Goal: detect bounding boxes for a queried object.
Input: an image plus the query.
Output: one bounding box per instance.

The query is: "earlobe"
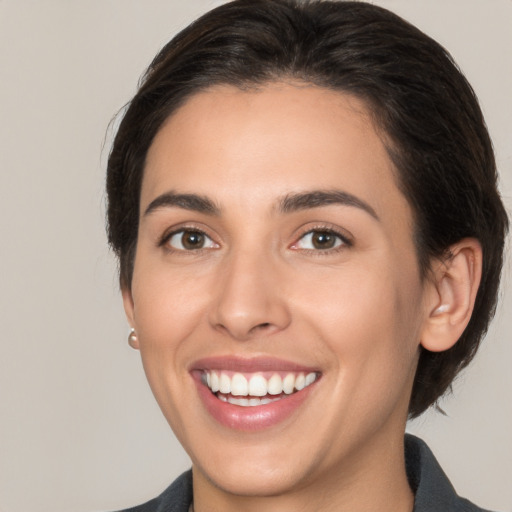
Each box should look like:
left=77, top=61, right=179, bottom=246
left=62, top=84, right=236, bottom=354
left=420, top=238, right=482, bottom=353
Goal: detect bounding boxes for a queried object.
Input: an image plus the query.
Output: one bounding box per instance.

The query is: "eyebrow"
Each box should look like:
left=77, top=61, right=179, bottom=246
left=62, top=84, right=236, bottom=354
left=144, top=192, right=221, bottom=216
left=278, top=190, right=379, bottom=220
left=143, top=189, right=378, bottom=220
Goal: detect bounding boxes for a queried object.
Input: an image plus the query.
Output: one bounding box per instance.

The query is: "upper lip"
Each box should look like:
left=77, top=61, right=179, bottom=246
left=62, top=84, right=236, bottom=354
left=190, top=355, right=319, bottom=373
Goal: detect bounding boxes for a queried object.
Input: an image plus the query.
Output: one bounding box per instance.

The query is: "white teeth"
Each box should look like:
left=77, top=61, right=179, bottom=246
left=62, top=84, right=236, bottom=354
left=267, top=374, right=283, bottom=395
left=219, top=373, right=231, bottom=394
left=229, top=397, right=248, bottom=406
left=231, top=373, right=248, bottom=396
left=248, top=374, right=268, bottom=396
left=210, top=371, right=220, bottom=392
left=295, top=373, right=305, bottom=391
left=203, top=370, right=318, bottom=400
left=283, top=373, right=295, bottom=394
left=226, top=396, right=282, bottom=407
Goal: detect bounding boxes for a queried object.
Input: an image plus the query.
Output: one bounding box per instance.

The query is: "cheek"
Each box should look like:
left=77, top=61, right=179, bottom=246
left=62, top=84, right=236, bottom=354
left=294, top=262, right=420, bottom=333
left=129, top=263, right=212, bottom=434
left=291, top=262, right=423, bottom=382
left=131, top=262, right=212, bottom=344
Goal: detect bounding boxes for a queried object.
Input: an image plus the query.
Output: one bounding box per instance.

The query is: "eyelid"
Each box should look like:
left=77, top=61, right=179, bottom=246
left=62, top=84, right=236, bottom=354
left=158, top=224, right=220, bottom=251
left=157, top=222, right=352, bottom=254
left=289, top=224, right=353, bottom=252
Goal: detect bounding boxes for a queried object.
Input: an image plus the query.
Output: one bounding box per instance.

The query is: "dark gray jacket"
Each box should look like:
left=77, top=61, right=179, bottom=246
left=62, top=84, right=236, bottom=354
left=117, top=435, right=495, bottom=512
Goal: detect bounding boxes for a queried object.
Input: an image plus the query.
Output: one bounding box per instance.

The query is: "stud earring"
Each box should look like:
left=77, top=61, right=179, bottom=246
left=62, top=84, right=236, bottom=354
left=128, top=328, right=138, bottom=349
left=434, top=304, right=450, bottom=315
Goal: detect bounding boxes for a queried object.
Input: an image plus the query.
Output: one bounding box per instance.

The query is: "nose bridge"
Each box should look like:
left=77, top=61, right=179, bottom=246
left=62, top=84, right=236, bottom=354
left=209, top=245, right=290, bottom=340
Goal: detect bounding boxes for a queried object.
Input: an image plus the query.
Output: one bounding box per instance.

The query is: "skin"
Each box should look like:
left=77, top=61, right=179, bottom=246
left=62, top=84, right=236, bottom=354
left=123, top=83, right=471, bottom=512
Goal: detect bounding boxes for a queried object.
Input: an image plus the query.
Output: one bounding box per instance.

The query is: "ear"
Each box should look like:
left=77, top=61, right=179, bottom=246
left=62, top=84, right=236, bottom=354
left=122, top=286, right=140, bottom=350
left=420, top=238, right=482, bottom=353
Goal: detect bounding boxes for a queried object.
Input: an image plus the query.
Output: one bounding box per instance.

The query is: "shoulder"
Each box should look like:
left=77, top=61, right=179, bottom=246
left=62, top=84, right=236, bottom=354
left=405, top=435, right=497, bottom=512
left=112, top=470, right=193, bottom=512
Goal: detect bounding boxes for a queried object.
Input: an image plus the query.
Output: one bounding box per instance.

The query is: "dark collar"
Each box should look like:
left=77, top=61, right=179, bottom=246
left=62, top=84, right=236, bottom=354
left=405, top=434, right=492, bottom=511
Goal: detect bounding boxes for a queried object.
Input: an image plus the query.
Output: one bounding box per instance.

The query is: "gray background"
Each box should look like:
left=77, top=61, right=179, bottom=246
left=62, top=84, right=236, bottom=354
left=1, top=1, right=510, bottom=511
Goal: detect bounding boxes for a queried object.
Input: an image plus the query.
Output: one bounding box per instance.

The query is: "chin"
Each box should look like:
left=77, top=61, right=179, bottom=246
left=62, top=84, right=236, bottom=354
left=193, top=457, right=311, bottom=498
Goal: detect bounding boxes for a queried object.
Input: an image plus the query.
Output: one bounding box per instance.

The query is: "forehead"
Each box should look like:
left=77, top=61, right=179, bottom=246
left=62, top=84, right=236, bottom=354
left=143, top=83, right=412, bottom=230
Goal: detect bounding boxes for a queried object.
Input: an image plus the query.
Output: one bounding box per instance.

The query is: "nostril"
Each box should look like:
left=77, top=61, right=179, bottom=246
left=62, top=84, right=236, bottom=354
left=251, top=322, right=272, bottom=333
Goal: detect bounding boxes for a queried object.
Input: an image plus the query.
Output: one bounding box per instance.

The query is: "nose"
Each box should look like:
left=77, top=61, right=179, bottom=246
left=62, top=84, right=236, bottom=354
left=208, top=250, right=291, bottom=341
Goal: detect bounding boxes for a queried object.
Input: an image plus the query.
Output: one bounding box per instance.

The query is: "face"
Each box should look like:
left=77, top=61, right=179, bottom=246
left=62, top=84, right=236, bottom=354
left=124, top=84, right=433, bottom=499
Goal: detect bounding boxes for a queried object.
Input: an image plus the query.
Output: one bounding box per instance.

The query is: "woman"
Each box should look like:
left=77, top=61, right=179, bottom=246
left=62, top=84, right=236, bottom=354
left=106, top=1, right=508, bottom=511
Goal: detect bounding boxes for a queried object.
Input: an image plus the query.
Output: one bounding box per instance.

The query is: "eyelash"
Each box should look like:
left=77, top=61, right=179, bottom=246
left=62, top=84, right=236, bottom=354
left=159, top=225, right=218, bottom=254
left=158, top=225, right=353, bottom=255
left=290, top=225, right=353, bottom=255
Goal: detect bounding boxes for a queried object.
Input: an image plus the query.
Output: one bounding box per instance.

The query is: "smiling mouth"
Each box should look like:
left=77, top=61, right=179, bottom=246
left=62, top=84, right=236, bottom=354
left=201, top=370, right=319, bottom=407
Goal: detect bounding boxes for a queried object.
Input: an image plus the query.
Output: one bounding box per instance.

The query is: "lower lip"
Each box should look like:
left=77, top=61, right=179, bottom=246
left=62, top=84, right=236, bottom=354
left=194, top=375, right=317, bottom=431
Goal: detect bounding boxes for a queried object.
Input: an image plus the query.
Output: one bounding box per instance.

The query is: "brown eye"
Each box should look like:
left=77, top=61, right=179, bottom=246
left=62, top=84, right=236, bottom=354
left=311, top=231, right=337, bottom=249
left=167, top=230, right=217, bottom=251
left=293, top=230, right=345, bottom=251
left=182, top=231, right=204, bottom=249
